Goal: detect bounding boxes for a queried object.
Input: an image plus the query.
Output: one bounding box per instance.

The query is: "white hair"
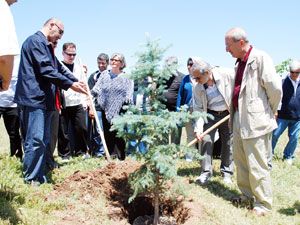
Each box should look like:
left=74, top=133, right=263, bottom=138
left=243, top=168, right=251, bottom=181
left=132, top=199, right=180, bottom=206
left=289, top=59, right=300, bottom=72
left=225, top=27, right=249, bottom=43
left=191, top=59, right=212, bottom=74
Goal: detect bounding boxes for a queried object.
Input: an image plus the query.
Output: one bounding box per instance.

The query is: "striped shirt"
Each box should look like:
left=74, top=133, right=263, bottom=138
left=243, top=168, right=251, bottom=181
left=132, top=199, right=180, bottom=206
left=206, top=84, right=227, bottom=111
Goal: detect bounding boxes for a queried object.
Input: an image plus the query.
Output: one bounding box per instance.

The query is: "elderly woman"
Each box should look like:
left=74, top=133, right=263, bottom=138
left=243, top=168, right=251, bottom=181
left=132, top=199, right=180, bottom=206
left=91, top=53, right=134, bottom=160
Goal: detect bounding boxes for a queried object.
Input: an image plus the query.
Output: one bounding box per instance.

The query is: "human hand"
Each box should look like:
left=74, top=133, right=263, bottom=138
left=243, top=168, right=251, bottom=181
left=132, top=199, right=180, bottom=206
left=274, top=111, right=278, bottom=120
left=88, top=108, right=95, bottom=119
left=70, top=81, right=88, bottom=95
left=0, top=78, right=10, bottom=91
left=196, top=132, right=204, bottom=141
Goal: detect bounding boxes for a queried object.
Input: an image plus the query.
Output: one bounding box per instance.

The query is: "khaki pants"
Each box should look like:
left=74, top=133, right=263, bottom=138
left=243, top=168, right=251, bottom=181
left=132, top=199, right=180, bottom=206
left=233, top=111, right=272, bottom=210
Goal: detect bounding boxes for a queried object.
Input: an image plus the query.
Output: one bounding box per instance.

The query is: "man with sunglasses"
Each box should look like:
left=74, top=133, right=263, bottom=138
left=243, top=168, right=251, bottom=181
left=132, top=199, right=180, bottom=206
left=191, top=59, right=235, bottom=185
left=57, top=42, right=89, bottom=160
left=14, top=18, right=87, bottom=185
left=272, top=60, right=300, bottom=165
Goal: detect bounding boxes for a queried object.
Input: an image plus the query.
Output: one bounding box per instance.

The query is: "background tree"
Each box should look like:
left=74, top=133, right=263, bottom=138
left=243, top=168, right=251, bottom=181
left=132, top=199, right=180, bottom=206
left=112, top=37, right=205, bottom=225
left=276, top=58, right=291, bottom=76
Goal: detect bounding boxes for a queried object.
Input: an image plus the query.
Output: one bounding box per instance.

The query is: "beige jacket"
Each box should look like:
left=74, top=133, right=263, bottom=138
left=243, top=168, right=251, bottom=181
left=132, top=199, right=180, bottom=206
left=230, top=48, right=282, bottom=139
left=193, top=67, right=235, bottom=133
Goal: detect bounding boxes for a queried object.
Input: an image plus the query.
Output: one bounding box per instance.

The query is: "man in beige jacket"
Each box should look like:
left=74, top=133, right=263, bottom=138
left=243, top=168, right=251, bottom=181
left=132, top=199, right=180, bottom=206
left=225, top=27, right=282, bottom=216
left=192, top=59, right=235, bottom=185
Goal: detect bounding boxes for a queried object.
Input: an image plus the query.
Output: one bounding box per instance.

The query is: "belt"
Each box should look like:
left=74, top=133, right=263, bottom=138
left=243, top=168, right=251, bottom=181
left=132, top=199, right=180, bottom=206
left=207, top=109, right=228, bottom=115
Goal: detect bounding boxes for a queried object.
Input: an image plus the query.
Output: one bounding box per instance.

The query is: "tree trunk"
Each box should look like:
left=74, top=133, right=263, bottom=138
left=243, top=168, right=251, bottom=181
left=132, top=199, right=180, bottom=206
left=153, top=192, right=159, bottom=225
left=153, top=174, right=160, bottom=225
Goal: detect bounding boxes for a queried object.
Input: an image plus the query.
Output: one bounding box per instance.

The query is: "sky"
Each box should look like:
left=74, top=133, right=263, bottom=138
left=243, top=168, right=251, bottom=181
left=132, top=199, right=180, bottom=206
left=10, top=0, right=300, bottom=75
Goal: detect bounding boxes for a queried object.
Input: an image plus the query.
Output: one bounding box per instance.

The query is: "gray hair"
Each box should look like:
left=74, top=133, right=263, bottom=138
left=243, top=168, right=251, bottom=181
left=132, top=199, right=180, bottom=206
left=43, top=17, right=62, bottom=27
left=110, top=53, right=126, bottom=70
left=225, top=27, right=249, bottom=43
left=191, top=59, right=212, bottom=74
left=165, top=56, right=178, bottom=66
left=289, top=59, right=300, bottom=71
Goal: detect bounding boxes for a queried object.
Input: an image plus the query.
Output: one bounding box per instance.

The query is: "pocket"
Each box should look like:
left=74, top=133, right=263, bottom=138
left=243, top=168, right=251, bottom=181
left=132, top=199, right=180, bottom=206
left=247, top=99, right=271, bottom=132
left=247, top=99, right=264, bottom=113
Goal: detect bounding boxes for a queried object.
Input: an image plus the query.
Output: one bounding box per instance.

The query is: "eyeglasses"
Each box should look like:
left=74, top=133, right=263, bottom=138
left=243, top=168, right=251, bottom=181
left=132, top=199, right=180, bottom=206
left=110, top=58, right=121, bottom=62
left=64, top=52, right=76, bottom=57
left=290, top=71, right=300, bottom=75
left=54, top=23, right=64, bottom=35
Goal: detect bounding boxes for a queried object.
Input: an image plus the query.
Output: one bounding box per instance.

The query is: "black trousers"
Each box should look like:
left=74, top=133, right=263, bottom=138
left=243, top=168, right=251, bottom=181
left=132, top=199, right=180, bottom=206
left=57, top=104, right=88, bottom=157
left=45, top=110, right=59, bottom=173
left=0, top=107, right=22, bottom=159
left=102, top=110, right=125, bottom=160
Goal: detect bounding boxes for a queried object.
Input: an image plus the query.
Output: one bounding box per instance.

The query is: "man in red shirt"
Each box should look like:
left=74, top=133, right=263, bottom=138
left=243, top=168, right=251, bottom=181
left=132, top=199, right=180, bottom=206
left=225, top=27, right=282, bottom=216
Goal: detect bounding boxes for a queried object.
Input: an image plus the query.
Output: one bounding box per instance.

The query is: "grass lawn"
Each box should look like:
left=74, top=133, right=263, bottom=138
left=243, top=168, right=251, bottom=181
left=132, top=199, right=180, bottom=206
left=0, top=119, right=299, bottom=225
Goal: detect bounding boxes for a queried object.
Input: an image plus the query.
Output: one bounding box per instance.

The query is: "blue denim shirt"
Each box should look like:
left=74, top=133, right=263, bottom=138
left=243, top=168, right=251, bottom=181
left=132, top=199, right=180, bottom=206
left=176, top=74, right=193, bottom=111
left=14, top=31, right=77, bottom=110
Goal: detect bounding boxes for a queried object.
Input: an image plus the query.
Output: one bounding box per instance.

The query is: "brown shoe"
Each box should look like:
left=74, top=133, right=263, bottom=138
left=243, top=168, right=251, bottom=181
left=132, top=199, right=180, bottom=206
left=231, top=195, right=254, bottom=209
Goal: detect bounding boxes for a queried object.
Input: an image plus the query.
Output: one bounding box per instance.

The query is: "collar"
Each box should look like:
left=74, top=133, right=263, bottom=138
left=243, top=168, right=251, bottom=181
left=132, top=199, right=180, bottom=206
left=235, top=45, right=253, bottom=65
left=288, top=74, right=300, bottom=83
left=242, top=45, right=253, bottom=62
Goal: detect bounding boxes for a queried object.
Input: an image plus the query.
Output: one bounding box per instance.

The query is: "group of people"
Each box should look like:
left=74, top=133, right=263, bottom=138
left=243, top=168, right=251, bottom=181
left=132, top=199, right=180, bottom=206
left=1, top=0, right=300, bottom=217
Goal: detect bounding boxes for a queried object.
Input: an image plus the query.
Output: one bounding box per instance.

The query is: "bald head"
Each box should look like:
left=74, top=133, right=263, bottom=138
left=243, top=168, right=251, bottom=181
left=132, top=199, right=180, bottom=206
left=41, top=18, right=64, bottom=44
left=225, top=27, right=249, bottom=43
left=225, top=27, right=251, bottom=59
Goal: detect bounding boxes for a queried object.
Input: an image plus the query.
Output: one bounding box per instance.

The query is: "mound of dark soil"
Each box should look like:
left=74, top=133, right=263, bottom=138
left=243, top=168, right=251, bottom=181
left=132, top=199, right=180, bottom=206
left=47, top=159, right=199, bottom=224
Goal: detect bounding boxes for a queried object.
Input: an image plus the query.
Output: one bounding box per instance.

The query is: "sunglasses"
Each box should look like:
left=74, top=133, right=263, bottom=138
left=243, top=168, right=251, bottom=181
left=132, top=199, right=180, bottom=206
left=110, top=58, right=121, bottom=62
left=54, top=23, right=64, bottom=35
left=64, top=52, right=76, bottom=57
left=290, top=71, right=300, bottom=75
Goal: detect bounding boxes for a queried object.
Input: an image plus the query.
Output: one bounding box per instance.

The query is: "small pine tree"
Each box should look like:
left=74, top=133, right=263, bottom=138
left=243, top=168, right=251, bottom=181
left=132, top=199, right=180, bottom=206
left=112, top=37, right=205, bottom=225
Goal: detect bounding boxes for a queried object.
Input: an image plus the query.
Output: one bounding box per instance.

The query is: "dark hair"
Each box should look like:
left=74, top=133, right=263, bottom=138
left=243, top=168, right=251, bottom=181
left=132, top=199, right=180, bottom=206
left=97, top=53, right=109, bottom=64
left=62, top=42, right=76, bottom=51
left=187, top=57, right=193, bottom=66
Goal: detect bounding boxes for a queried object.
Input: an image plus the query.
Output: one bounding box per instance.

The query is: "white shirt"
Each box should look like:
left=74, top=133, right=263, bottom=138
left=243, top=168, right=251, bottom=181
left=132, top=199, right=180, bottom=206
left=288, top=75, right=300, bottom=96
left=0, top=56, right=19, bottom=107
left=61, top=62, right=87, bottom=107
left=0, top=0, right=19, bottom=56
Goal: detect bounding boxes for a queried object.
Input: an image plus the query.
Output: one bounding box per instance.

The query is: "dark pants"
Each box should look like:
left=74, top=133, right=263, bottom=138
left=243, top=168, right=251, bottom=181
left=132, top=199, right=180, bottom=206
left=200, top=110, right=233, bottom=177
left=45, top=110, right=59, bottom=173
left=87, top=110, right=104, bottom=156
left=0, top=107, right=22, bottom=159
left=58, top=104, right=88, bottom=157
left=102, top=110, right=125, bottom=160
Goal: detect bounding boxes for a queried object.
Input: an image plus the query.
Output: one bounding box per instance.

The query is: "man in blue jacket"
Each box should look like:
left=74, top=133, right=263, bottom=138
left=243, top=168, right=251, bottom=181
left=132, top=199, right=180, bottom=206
left=14, top=18, right=87, bottom=185
left=272, top=59, right=300, bottom=165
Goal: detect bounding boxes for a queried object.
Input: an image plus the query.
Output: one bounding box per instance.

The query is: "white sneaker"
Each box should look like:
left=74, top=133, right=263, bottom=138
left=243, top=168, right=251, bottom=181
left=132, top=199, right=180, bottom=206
left=285, top=158, right=293, bottom=165
left=223, top=176, right=233, bottom=185
left=61, top=156, right=70, bottom=163
left=195, top=173, right=211, bottom=185
left=252, top=206, right=270, bottom=216
left=82, top=153, right=91, bottom=160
